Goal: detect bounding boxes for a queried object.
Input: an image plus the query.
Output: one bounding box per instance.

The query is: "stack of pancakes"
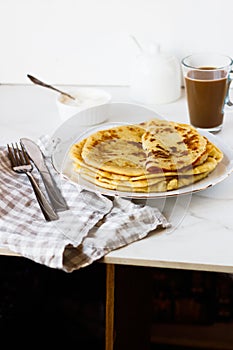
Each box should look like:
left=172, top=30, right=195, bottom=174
left=69, top=119, right=223, bottom=193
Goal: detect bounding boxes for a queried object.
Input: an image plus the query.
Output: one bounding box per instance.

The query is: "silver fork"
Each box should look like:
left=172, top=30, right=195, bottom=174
left=7, top=143, right=59, bottom=221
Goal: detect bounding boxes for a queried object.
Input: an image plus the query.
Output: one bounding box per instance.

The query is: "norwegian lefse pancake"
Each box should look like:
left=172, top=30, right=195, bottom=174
left=80, top=124, right=147, bottom=176
left=140, top=119, right=209, bottom=172
left=68, top=119, right=223, bottom=193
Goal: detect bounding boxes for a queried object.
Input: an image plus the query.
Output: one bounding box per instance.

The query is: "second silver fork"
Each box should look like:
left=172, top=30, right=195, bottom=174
left=7, top=143, right=58, bottom=221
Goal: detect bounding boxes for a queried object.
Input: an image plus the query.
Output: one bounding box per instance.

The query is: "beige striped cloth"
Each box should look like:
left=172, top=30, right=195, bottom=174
left=0, top=137, right=170, bottom=272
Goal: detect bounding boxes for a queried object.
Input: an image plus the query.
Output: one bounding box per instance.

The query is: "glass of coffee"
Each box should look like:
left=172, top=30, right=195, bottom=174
left=181, top=53, right=233, bottom=133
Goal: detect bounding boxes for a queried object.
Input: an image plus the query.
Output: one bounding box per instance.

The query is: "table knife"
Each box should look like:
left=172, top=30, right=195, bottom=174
left=20, top=137, right=68, bottom=212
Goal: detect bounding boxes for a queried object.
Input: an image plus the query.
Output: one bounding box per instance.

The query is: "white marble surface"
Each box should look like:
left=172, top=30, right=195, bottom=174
left=1, top=84, right=233, bottom=273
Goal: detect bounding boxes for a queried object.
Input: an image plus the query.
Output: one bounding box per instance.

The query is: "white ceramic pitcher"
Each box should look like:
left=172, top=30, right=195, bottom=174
left=130, top=42, right=181, bottom=105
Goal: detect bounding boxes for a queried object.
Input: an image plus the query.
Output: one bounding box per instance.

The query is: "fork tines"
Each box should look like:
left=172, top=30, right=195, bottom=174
left=7, top=143, right=31, bottom=170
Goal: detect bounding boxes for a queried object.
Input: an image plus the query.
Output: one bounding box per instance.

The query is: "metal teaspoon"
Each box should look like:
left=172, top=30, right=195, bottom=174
left=27, top=74, right=76, bottom=100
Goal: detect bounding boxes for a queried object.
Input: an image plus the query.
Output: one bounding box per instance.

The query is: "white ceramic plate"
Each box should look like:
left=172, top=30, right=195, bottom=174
left=51, top=102, right=233, bottom=199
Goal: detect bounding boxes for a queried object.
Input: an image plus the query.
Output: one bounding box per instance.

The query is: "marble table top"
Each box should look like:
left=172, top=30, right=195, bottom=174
left=1, top=84, right=233, bottom=273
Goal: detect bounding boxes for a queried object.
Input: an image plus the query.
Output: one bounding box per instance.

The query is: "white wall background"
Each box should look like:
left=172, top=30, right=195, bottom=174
left=0, top=0, right=232, bottom=85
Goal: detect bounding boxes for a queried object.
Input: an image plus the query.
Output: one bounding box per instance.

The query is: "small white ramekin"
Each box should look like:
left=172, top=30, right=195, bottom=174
left=56, top=87, right=111, bottom=125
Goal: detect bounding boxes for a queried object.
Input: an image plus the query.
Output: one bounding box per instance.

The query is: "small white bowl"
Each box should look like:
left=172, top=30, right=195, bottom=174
left=56, top=87, right=111, bottom=125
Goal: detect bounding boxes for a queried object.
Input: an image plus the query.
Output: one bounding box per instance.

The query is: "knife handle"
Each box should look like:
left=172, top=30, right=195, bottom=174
left=26, top=172, right=59, bottom=221
left=40, top=171, right=69, bottom=212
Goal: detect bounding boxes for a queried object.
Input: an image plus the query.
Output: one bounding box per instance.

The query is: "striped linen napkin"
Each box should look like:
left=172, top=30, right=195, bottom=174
left=0, top=136, right=170, bottom=272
